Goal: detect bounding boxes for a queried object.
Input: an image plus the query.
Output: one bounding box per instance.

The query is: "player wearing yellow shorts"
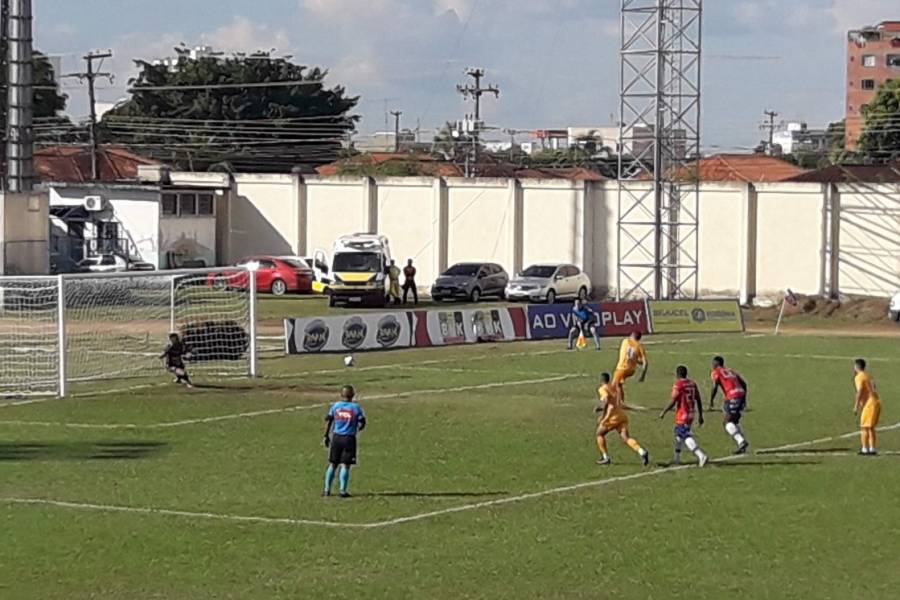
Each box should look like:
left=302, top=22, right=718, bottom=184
left=595, top=372, right=650, bottom=466
left=853, top=358, right=882, bottom=456
left=612, top=331, right=648, bottom=401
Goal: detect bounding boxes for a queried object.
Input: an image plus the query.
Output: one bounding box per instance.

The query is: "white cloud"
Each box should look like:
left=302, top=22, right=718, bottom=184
left=199, top=16, right=293, bottom=56
left=828, top=0, right=898, bottom=33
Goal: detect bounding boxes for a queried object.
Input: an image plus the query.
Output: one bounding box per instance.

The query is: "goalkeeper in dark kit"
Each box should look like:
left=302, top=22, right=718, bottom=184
left=160, top=332, right=193, bottom=388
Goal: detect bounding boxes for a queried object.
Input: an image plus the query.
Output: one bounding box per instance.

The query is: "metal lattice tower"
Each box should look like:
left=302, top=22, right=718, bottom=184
left=616, top=0, right=702, bottom=300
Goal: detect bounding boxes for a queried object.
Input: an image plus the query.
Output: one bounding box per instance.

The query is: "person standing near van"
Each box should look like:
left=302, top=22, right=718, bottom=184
left=402, top=259, right=418, bottom=305
left=387, top=259, right=402, bottom=305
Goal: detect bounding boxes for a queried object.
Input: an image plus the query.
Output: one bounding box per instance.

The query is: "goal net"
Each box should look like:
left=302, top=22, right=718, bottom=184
left=0, top=268, right=257, bottom=397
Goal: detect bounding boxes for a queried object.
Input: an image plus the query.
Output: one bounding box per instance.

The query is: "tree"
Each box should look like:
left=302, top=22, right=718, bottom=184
left=100, top=52, right=359, bottom=172
left=858, top=79, right=900, bottom=163
left=0, top=50, right=70, bottom=167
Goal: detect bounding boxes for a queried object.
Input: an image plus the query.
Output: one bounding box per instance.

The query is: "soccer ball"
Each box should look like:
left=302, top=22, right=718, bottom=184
left=343, top=355, right=355, bottom=367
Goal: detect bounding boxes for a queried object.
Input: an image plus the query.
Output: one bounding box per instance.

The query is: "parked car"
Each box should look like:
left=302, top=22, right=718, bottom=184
left=431, top=262, right=509, bottom=302
left=75, top=254, right=156, bottom=273
left=890, top=292, right=900, bottom=322
left=208, top=256, right=313, bottom=296
left=505, top=263, right=591, bottom=304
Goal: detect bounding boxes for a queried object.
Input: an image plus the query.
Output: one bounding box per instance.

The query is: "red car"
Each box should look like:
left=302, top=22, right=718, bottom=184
left=208, top=256, right=313, bottom=296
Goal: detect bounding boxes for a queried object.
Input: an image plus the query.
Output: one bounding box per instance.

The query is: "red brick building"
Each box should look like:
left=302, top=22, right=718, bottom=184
left=845, top=20, right=900, bottom=149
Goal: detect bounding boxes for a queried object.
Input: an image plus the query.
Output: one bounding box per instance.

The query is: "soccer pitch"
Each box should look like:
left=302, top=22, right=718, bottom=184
left=1, top=332, right=898, bottom=599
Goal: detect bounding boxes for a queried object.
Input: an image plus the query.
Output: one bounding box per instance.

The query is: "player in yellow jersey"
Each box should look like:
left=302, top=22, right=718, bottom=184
left=853, top=358, right=882, bottom=456
left=595, top=372, right=650, bottom=466
left=612, top=331, right=648, bottom=401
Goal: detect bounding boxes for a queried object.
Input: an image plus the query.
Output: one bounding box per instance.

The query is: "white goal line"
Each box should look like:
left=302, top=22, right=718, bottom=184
left=1, top=420, right=896, bottom=530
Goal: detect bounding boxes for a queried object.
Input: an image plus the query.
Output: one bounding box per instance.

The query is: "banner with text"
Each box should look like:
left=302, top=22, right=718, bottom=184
left=285, top=312, right=413, bottom=354
left=526, top=301, right=651, bottom=340
left=649, top=300, right=744, bottom=333
left=412, top=306, right=528, bottom=347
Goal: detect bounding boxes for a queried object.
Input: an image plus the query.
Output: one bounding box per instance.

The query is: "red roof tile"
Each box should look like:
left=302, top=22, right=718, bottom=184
left=681, top=154, right=807, bottom=183
left=30, top=145, right=161, bottom=183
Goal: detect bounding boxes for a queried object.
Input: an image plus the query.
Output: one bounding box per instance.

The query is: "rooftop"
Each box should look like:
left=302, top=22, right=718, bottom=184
left=785, top=162, right=900, bottom=184
left=29, top=145, right=162, bottom=184
left=661, top=153, right=807, bottom=183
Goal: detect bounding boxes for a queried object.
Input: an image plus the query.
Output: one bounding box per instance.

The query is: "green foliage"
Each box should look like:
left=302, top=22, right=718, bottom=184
left=101, top=53, right=359, bottom=171
left=335, top=159, right=419, bottom=177
left=858, top=79, right=900, bottom=163
left=0, top=50, right=68, bottom=117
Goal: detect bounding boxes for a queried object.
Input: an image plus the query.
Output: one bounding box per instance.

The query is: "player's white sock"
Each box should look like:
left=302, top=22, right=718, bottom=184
left=684, top=436, right=707, bottom=460
left=725, top=422, right=747, bottom=447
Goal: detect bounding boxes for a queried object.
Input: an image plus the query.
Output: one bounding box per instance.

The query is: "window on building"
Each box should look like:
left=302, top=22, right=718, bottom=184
left=162, top=193, right=177, bottom=216
left=888, top=54, right=900, bottom=68
left=862, top=54, right=876, bottom=67
left=179, top=193, right=197, bottom=216
left=861, top=103, right=869, bottom=115
left=861, top=79, right=876, bottom=90
left=198, top=193, right=215, bottom=216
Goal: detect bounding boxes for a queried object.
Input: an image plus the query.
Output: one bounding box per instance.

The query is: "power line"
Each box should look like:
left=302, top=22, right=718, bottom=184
left=127, top=79, right=328, bottom=92
left=62, top=50, right=113, bottom=180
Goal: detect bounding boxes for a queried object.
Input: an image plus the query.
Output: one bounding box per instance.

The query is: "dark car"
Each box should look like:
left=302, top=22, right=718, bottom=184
left=431, top=262, right=509, bottom=302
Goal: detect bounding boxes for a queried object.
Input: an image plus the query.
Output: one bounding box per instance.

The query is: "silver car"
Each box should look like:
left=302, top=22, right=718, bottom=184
left=505, top=263, right=592, bottom=303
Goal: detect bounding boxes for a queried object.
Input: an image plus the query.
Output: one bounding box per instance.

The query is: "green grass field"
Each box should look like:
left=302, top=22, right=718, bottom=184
left=1, top=332, right=899, bottom=599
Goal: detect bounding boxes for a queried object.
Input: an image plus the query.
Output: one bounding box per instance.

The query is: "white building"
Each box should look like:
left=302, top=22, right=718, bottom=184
left=772, top=122, right=829, bottom=155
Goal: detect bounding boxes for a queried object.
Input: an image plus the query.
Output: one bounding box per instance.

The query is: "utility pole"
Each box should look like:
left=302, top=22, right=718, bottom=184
left=390, top=110, right=402, bottom=152
left=760, top=109, right=779, bottom=153
left=63, top=50, right=113, bottom=180
left=456, top=67, right=499, bottom=171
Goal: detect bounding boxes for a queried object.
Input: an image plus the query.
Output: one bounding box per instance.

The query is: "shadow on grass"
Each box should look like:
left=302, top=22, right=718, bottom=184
left=0, top=441, right=168, bottom=461
left=355, top=491, right=509, bottom=498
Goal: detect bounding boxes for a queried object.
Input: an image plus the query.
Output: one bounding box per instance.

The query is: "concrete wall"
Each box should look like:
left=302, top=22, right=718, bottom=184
left=697, top=184, right=745, bottom=296
left=1, top=191, right=50, bottom=275
left=446, top=178, right=517, bottom=272
left=374, top=177, right=442, bottom=285
left=836, top=183, right=900, bottom=296
left=755, top=183, right=825, bottom=296
left=305, top=176, right=372, bottom=256
left=218, top=173, right=900, bottom=300
left=231, top=174, right=299, bottom=261
left=159, top=215, right=217, bottom=268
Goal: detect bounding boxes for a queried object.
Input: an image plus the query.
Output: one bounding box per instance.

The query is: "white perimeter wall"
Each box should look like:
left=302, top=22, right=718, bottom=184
left=219, top=174, right=900, bottom=299
left=755, top=183, right=825, bottom=296
left=305, top=176, right=371, bottom=255
left=836, top=183, right=900, bottom=296
left=375, top=177, right=441, bottom=285
left=231, top=174, right=298, bottom=260
left=446, top=178, right=516, bottom=270
left=159, top=216, right=217, bottom=268
left=697, top=184, right=745, bottom=295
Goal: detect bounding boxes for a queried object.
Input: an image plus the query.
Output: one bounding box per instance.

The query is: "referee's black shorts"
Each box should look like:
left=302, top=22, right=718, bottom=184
left=329, top=434, right=357, bottom=465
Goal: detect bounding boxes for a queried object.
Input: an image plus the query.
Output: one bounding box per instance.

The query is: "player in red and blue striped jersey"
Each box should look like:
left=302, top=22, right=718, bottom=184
left=659, top=365, right=708, bottom=467
left=709, top=356, right=750, bottom=454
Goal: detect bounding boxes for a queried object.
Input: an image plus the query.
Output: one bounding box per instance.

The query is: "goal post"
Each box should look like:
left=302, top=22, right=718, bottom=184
left=0, top=266, right=258, bottom=398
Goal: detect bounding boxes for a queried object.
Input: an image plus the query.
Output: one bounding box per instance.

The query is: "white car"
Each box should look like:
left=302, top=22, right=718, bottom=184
left=890, top=292, right=900, bottom=322
left=76, top=254, right=155, bottom=273
left=505, top=263, right=592, bottom=304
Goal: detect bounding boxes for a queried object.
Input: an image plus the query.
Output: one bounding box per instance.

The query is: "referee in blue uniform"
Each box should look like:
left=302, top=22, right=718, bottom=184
left=322, top=385, right=366, bottom=498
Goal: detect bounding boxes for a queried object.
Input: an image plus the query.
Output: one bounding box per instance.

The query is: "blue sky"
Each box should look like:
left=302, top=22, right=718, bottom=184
left=34, top=0, right=898, bottom=150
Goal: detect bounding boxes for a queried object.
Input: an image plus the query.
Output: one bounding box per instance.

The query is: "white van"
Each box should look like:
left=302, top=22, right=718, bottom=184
left=328, top=234, right=393, bottom=307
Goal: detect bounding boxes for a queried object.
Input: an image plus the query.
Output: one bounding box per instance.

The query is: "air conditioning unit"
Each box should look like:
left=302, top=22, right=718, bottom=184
left=84, top=195, right=109, bottom=212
